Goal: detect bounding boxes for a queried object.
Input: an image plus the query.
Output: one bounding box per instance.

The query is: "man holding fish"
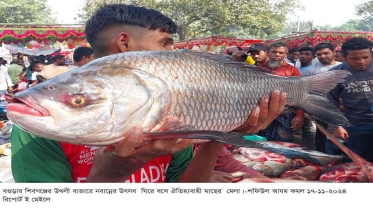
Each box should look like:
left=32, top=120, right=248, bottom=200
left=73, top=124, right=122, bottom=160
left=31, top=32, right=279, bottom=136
left=9, top=4, right=287, bottom=183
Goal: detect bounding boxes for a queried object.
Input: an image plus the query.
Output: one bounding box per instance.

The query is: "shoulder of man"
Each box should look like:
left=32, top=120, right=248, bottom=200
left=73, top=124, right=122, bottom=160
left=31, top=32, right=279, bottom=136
left=328, top=62, right=344, bottom=71
left=284, top=58, right=295, bottom=66
left=288, top=64, right=302, bottom=76
left=302, top=63, right=319, bottom=76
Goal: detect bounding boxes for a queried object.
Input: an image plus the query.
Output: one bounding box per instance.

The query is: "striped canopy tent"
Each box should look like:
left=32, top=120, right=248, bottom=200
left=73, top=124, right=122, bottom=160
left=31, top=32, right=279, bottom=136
left=0, top=24, right=86, bottom=45
left=0, top=24, right=87, bottom=55
left=173, top=35, right=263, bottom=51
left=265, top=30, right=373, bottom=50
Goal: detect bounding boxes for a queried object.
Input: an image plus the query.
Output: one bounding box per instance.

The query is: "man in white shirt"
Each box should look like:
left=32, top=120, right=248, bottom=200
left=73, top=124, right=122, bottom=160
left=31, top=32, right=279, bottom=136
left=302, top=42, right=342, bottom=152
left=0, top=57, right=8, bottom=71
left=0, top=60, right=13, bottom=100
left=303, top=43, right=341, bottom=76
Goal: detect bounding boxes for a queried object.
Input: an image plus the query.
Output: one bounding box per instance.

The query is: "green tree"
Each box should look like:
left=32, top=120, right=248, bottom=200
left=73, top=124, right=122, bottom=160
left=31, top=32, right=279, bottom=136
left=331, top=20, right=364, bottom=32
left=0, top=0, right=56, bottom=24
left=353, top=1, right=373, bottom=31
left=355, top=1, right=373, bottom=19
left=274, top=20, right=312, bottom=37
left=76, top=0, right=299, bottom=41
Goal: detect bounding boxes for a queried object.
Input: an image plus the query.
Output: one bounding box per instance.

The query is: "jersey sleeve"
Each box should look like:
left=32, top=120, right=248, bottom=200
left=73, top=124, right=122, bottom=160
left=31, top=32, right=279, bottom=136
left=11, top=125, right=73, bottom=182
left=165, top=145, right=193, bottom=183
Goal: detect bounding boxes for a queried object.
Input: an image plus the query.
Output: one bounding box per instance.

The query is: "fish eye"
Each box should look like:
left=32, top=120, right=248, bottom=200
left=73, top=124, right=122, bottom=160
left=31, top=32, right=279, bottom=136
left=70, top=94, right=87, bottom=107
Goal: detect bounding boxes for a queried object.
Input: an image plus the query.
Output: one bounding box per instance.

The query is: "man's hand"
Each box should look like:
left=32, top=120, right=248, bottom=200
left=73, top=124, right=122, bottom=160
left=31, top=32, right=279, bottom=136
left=86, top=117, right=192, bottom=183
left=234, top=90, right=286, bottom=133
left=334, top=126, right=349, bottom=141
left=291, top=116, right=304, bottom=130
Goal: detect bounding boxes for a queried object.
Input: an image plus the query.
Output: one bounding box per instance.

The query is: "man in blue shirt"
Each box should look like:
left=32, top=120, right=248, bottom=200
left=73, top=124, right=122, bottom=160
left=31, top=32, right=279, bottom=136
left=299, top=47, right=315, bottom=75
left=326, top=37, right=373, bottom=162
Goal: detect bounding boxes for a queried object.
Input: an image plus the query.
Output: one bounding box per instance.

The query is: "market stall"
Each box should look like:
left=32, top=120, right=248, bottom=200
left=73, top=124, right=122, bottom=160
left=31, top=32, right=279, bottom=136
left=0, top=24, right=87, bottom=55
left=265, top=30, right=373, bottom=49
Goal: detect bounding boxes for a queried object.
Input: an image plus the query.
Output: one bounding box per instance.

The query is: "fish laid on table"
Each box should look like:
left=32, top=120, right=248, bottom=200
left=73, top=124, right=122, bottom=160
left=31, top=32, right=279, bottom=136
left=237, top=178, right=324, bottom=183
left=252, top=158, right=293, bottom=178
left=291, top=158, right=311, bottom=168
left=280, top=165, right=324, bottom=181
left=233, top=147, right=292, bottom=177
left=319, top=162, right=368, bottom=183
left=6, top=51, right=349, bottom=163
left=270, top=142, right=301, bottom=148
left=315, top=123, right=373, bottom=182
left=238, top=147, right=287, bottom=163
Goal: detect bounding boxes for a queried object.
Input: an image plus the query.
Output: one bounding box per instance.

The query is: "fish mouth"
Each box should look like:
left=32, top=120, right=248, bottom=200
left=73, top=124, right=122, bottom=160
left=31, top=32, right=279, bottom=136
left=6, top=96, right=50, bottom=117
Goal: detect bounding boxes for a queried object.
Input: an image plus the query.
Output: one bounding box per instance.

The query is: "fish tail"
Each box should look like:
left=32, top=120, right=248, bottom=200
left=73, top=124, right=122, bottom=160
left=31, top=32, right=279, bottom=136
left=303, top=70, right=350, bottom=94
left=299, top=70, right=351, bottom=126
left=299, top=94, right=350, bottom=126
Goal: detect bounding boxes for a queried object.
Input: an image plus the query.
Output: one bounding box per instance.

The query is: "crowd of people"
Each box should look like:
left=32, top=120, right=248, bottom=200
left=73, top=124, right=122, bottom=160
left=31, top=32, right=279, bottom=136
left=0, top=47, right=94, bottom=97
left=1, top=3, right=372, bottom=183
left=226, top=36, right=373, bottom=163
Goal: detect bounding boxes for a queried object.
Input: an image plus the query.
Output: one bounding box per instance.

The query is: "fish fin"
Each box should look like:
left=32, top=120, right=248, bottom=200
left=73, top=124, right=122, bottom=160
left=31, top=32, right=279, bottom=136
left=143, top=129, right=264, bottom=147
left=300, top=69, right=352, bottom=126
left=304, top=70, right=351, bottom=94
left=298, top=93, right=351, bottom=126
left=170, top=125, right=196, bottom=131
left=258, top=142, right=345, bottom=166
left=144, top=129, right=344, bottom=166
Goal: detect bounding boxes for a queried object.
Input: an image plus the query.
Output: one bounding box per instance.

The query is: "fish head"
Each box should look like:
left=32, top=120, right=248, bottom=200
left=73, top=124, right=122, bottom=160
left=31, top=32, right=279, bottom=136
left=6, top=60, right=171, bottom=145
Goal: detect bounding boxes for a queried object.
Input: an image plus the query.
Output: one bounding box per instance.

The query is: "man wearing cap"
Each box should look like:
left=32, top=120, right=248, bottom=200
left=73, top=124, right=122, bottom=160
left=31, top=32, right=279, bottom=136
left=248, top=44, right=269, bottom=66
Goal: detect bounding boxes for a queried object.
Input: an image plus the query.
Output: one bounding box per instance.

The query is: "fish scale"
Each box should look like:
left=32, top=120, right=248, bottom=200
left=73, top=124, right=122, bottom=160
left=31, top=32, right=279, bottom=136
left=136, top=53, right=305, bottom=131
left=7, top=51, right=350, bottom=145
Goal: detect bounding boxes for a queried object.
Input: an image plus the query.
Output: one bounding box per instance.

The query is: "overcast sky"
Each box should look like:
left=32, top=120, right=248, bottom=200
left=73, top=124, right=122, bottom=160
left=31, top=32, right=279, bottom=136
left=47, top=0, right=371, bottom=27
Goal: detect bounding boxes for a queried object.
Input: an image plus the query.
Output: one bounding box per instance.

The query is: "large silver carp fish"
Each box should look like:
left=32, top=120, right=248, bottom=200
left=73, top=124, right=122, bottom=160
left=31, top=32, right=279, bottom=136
left=7, top=51, right=350, bottom=148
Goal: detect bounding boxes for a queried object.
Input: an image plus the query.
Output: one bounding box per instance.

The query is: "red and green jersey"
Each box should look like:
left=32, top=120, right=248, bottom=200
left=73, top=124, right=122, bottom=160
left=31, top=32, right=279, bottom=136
left=11, top=125, right=192, bottom=183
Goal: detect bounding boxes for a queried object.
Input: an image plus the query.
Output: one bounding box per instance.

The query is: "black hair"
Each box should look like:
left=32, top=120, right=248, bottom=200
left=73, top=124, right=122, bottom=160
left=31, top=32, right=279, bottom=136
left=268, top=42, right=288, bottom=51
left=73, top=47, right=94, bottom=62
left=299, top=47, right=314, bottom=54
left=288, top=47, right=299, bottom=54
left=11, top=59, right=19, bottom=65
left=46, top=57, right=53, bottom=65
left=237, top=46, right=243, bottom=51
left=52, top=55, right=65, bottom=62
left=35, top=55, right=45, bottom=61
left=85, top=4, right=178, bottom=53
left=341, top=37, right=373, bottom=56
left=28, top=55, right=36, bottom=62
left=314, top=42, right=334, bottom=52
left=30, top=60, right=45, bottom=71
